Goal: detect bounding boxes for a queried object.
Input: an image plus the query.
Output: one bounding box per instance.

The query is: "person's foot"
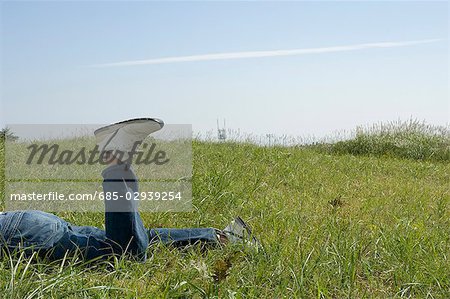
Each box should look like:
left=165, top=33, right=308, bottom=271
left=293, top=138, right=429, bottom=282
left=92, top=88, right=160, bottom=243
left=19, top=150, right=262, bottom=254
left=221, top=216, right=262, bottom=250
left=95, top=118, right=164, bottom=163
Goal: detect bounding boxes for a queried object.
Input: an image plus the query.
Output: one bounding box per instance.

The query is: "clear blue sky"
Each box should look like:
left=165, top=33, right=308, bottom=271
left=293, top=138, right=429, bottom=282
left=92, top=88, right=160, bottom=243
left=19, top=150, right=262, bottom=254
left=1, top=1, right=448, bottom=138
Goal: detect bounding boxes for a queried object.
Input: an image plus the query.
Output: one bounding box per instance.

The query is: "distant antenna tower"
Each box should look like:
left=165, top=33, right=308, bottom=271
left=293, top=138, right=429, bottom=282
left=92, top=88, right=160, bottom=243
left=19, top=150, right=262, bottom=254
left=217, top=118, right=227, bottom=141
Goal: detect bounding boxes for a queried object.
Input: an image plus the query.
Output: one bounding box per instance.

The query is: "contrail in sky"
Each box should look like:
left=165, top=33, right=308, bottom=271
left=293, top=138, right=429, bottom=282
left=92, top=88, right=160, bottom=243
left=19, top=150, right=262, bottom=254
left=89, top=38, right=443, bottom=68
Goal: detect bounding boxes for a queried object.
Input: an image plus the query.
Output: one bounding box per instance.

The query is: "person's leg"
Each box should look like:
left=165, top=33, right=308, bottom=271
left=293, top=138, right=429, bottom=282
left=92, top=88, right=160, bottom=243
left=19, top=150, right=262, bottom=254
left=148, top=228, right=220, bottom=247
left=52, top=225, right=114, bottom=260
left=0, top=210, right=68, bottom=256
left=102, top=163, right=149, bottom=260
left=0, top=210, right=117, bottom=260
left=147, top=217, right=261, bottom=249
left=54, top=159, right=149, bottom=261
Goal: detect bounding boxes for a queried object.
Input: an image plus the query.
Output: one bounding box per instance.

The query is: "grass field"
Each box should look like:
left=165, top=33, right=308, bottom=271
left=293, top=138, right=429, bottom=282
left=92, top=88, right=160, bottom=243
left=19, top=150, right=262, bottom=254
left=0, top=122, right=449, bottom=298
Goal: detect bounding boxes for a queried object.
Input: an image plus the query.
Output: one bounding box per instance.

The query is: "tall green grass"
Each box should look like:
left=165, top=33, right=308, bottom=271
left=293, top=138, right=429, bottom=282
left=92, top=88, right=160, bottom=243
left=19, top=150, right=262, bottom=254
left=313, top=120, right=450, bottom=162
left=0, top=122, right=449, bottom=298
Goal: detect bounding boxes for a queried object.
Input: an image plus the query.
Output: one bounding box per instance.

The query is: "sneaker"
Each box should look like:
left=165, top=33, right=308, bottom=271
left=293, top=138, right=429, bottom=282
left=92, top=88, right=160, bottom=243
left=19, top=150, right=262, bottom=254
left=94, top=118, right=164, bottom=162
left=222, top=216, right=262, bottom=250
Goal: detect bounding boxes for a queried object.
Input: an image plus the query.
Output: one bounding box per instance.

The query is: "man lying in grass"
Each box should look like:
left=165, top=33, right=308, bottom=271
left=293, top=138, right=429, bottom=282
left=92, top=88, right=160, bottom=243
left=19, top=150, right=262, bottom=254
left=0, top=118, right=259, bottom=261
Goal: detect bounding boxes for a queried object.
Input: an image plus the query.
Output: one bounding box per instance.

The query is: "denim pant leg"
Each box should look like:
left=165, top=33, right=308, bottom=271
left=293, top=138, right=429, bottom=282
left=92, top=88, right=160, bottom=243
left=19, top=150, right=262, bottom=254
left=0, top=210, right=68, bottom=256
left=148, top=228, right=219, bottom=247
left=0, top=211, right=111, bottom=260
left=52, top=225, right=113, bottom=260
left=102, top=164, right=149, bottom=260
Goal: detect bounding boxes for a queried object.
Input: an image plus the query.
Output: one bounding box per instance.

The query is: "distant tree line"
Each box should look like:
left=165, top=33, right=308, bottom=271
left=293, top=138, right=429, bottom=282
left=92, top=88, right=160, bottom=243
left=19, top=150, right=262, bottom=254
left=0, top=127, right=18, bottom=141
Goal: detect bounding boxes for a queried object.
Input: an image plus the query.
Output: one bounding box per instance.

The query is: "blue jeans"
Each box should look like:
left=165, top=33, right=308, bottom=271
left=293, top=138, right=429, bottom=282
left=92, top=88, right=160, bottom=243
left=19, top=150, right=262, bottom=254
left=0, top=164, right=218, bottom=261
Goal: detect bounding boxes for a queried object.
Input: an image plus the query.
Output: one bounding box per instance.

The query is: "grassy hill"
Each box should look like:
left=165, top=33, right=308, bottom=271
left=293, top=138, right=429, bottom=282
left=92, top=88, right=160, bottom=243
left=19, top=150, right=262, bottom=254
left=0, top=123, right=449, bottom=298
